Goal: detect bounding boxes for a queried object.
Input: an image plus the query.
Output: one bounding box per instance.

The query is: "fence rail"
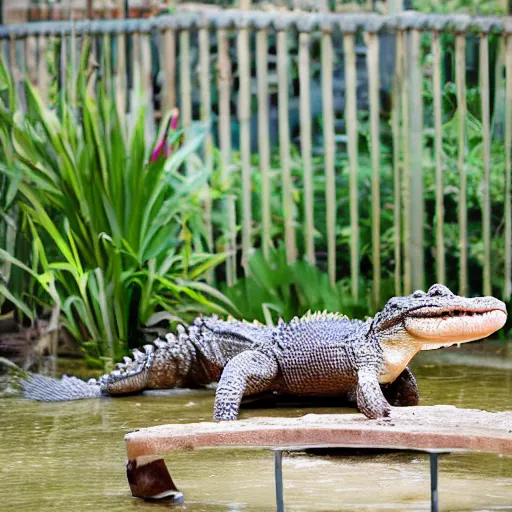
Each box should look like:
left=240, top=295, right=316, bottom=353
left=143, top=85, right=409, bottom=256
left=2, top=10, right=512, bottom=304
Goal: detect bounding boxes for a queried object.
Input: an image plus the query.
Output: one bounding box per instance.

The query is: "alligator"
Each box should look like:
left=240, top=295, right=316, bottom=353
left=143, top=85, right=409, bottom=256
left=7, top=284, right=507, bottom=420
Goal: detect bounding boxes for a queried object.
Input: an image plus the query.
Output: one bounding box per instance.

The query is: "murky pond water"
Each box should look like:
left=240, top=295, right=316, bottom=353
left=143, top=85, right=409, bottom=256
left=1, top=342, right=512, bottom=512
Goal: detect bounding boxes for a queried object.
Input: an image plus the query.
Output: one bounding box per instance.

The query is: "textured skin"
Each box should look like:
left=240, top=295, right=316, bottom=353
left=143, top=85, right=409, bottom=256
left=211, top=284, right=507, bottom=420
left=17, top=284, right=507, bottom=421
left=19, top=316, right=273, bottom=401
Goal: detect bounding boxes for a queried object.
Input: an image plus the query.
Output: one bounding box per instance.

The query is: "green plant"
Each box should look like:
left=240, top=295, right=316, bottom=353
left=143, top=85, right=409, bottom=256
left=0, top=50, right=236, bottom=364
left=222, top=245, right=388, bottom=326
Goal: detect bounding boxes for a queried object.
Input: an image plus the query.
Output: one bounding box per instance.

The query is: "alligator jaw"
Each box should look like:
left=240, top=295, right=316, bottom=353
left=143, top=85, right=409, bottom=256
left=404, top=306, right=507, bottom=349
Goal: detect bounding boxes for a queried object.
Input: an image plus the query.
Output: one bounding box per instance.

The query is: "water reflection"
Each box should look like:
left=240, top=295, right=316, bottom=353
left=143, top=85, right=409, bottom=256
left=1, top=342, right=511, bottom=511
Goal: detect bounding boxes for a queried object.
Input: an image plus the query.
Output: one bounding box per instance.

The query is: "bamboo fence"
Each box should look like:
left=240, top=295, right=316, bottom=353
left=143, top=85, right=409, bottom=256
left=1, top=12, right=511, bottom=304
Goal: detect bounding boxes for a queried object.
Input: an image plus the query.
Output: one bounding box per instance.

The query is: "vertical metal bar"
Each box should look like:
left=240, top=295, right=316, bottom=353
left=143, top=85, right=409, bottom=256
left=505, top=34, right=512, bottom=300
left=199, top=24, right=214, bottom=281
left=277, top=29, right=297, bottom=265
left=217, top=28, right=237, bottom=285
left=455, top=33, right=468, bottom=297
left=343, top=31, right=360, bottom=301
left=366, top=30, right=381, bottom=307
left=299, top=31, right=315, bottom=265
left=408, top=28, right=424, bottom=293
left=274, top=450, right=284, bottom=512
left=161, top=27, right=177, bottom=113
left=432, top=30, right=445, bottom=285
left=321, top=25, right=336, bottom=285
left=429, top=453, right=439, bottom=512
left=400, top=30, right=411, bottom=295
left=256, top=29, right=272, bottom=261
left=392, top=30, right=403, bottom=297
left=179, top=30, right=192, bottom=142
left=480, top=33, right=491, bottom=296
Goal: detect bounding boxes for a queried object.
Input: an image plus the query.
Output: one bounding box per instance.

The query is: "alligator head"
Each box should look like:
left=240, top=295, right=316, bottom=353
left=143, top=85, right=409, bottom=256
left=372, top=284, right=507, bottom=383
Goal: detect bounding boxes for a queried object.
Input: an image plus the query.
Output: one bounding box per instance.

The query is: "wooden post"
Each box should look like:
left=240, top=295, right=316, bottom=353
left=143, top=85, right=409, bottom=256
left=115, top=0, right=127, bottom=133
left=277, top=29, right=297, bottom=265
left=366, top=30, right=381, bottom=307
left=199, top=23, right=214, bottom=282
left=480, top=33, right=491, bottom=297
left=160, top=27, right=177, bottom=114
left=408, top=29, right=424, bottom=293
left=256, top=29, right=272, bottom=261
left=37, top=35, right=50, bottom=104
left=321, top=24, right=336, bottom=285
left=455, top=33, right=468, bottom=297
left=400, top=30, right=411, bottom=295
left=391, top=31, right=403, bottom=296
left=299, top=31, right=316, bottom=265
left=217, top=28, right=237, bottom=285
left=141, top=31, right=155, bottom=145
left=505, top=34, right=512, bottom=300
left=432, top=30, right=445, bottom=285
left=237, top=12, right=253, bottom=273
left=179, top=30, right=192, bottom=167
left=343, top=31, right=359, bottom=301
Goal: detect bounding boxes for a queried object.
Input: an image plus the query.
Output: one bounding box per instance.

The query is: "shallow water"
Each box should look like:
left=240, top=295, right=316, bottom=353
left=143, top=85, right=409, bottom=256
left=1, top=342, right=512, bottom=512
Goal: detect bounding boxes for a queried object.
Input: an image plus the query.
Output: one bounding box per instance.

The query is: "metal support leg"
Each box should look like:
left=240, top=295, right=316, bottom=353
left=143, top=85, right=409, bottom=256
left=274, top=450, right=284, bottom=512
left=429, top=452, right=439, bottom=512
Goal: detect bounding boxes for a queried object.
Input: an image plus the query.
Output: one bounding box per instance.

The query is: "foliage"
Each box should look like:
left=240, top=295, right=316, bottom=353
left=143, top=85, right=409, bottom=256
left=411, top=0, right=507, bottom=14
left=0, top=49, right=235, bottom=364
left=223, top=246, right=392, bottom=326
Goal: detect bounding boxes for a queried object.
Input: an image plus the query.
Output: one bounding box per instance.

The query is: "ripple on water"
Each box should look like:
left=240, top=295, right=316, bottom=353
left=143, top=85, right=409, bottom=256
left=1, top=345, right=512, bottom=511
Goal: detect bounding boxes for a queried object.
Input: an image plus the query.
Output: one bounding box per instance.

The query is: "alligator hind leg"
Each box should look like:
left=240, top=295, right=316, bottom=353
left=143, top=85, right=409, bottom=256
left=382, top=367, right=419, bottom=407
left=213, top=350, right=278, bottom=421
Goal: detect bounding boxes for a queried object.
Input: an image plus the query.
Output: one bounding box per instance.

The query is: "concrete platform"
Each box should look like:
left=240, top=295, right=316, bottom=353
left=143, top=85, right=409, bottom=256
left=124, top=405, right=512, bottom=506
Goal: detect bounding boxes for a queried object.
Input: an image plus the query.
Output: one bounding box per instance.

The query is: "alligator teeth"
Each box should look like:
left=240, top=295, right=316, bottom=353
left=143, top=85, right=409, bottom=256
left=154, top=339, right=167, bottom=349
left=143, top=344, right=154, bottom=354
left=132, top=349, right=145, bottom=362
left=123, top=356, right=132, bottom=365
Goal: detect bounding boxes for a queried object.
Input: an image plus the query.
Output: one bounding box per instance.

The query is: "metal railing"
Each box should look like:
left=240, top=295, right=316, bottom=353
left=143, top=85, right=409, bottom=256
left=1, top=11, right=511, bottom=304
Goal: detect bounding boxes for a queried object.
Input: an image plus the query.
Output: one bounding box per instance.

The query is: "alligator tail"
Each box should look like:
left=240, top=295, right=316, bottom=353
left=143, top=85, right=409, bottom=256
left=3, top=328, right=189, bottom=402
left=0, top=357, right=104, bottom=401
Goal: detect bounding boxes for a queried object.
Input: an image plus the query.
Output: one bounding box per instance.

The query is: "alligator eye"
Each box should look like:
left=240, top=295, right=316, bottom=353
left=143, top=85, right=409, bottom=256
left=411, top=290, right=426, bottom=298
left=428, top=284, right=453, bottom=297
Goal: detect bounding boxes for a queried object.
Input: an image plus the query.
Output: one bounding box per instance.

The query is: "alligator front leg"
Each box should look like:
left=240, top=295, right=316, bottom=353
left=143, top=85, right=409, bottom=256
left=213, top=350, right=278, bottom=421
left=356, top=368, right=391, bottom=419
left=382, top=366, right=420, bottom=407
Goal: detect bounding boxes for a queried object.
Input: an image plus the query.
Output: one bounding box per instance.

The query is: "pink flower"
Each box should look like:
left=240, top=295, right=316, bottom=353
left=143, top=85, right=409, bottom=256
left=150, top=108, right=180, bottom=163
